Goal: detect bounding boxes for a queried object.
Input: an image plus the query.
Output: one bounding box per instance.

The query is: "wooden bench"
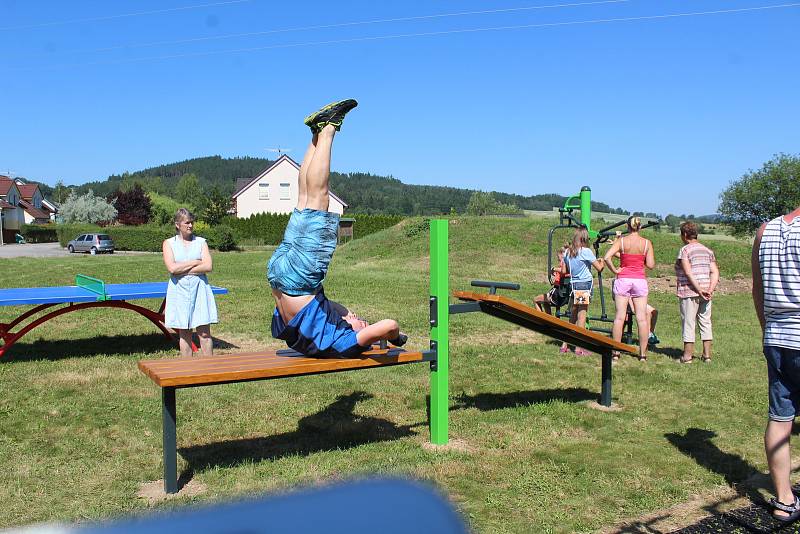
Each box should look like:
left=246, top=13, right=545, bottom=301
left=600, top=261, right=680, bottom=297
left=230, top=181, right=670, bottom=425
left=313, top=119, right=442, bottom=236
left=138, top=347, right=434, bottom=494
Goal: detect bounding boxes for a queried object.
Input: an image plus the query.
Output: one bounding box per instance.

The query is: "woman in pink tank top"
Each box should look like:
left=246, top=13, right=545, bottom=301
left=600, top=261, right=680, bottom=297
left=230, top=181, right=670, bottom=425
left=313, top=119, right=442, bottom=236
left=603, top=217, right=655, bottom=361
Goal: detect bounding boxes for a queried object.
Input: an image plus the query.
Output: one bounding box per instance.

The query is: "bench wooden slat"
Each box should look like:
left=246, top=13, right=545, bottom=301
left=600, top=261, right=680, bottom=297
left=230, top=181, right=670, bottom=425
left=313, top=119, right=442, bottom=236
left=454, top=290, right=637, bottom=354
left=138, top=348, right=426, bottom=388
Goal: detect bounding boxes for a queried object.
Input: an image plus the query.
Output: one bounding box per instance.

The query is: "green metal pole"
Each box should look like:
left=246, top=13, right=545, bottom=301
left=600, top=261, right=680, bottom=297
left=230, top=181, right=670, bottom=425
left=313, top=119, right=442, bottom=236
left=429, top=219, right=449, bottom=445
left=579, top=186, right=596, bottom=238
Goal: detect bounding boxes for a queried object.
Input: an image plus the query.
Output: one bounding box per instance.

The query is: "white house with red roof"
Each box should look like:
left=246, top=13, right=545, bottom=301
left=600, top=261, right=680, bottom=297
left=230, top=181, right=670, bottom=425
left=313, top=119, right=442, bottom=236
left=14, top=179, right=53, bottom=224
left=231, top=155, right=347, bottom=218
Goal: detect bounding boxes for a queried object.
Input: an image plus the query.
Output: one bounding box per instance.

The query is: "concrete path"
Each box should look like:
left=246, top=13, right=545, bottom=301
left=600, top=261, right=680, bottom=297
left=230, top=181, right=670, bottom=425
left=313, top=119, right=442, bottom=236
left=0, top=243, right=154, bottom=258
left=0, top=242, right=67, bottom=258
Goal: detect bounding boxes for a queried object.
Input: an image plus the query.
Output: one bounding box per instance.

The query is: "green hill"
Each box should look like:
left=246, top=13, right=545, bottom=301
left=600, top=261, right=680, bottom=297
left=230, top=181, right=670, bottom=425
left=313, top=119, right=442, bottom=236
left=62, top=155, right=631, bottom=216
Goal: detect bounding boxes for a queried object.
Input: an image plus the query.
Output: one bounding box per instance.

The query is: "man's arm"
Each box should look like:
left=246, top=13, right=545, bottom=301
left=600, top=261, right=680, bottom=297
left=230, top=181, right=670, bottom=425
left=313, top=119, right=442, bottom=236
left=752, top=223, right=767, bottom=331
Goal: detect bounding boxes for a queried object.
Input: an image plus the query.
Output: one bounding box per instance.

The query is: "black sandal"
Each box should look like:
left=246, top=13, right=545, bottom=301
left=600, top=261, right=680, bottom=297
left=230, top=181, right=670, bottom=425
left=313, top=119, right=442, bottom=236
left=770, top=495, right=800, bottom=523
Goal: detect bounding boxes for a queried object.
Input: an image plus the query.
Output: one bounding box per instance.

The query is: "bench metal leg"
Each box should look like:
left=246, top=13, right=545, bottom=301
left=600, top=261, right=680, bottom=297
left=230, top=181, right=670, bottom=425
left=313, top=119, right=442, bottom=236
left=162, top=387, right=178, bottom=494
left=600, top=352, right=612, bottom=407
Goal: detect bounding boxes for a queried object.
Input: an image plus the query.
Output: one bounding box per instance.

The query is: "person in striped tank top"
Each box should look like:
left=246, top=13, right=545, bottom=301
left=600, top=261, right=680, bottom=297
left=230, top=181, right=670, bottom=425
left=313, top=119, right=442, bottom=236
left=753, top=204, right=800, bottom=522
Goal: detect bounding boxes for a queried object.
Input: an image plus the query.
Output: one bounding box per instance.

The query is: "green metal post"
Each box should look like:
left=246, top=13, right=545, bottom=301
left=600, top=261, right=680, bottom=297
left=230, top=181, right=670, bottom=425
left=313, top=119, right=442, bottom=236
left=429, top=219, right=449, bottom=444
left=579, top=186, right=596, bottom=238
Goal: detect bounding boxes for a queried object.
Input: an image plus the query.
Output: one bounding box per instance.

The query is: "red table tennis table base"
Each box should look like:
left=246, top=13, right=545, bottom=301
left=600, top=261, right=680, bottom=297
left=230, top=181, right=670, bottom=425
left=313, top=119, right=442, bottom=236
left=0, top=299, right=184, bottom=360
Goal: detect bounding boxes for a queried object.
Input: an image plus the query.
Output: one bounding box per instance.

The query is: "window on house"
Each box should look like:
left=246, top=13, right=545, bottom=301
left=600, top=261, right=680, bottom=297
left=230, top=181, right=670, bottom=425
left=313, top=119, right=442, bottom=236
left=259, top=183, right=269, bottom=200
left=279, top=183, right=291, bottom=200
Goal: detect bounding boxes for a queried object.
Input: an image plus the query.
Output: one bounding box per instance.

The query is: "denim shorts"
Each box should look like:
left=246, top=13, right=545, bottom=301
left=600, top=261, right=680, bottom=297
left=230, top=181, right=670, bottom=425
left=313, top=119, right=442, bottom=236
left=267, top=208, right=340, bottom=296
left=764, top=345, right=800, bottom=421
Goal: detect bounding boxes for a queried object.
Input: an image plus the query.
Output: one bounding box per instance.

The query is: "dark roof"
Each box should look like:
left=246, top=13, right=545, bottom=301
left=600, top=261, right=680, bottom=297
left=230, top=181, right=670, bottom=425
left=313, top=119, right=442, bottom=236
left=19, top=199, right=51, bottom=219
left=0, top=176, right=13, bottom=196
left=16, top=183, right=39, bottom=200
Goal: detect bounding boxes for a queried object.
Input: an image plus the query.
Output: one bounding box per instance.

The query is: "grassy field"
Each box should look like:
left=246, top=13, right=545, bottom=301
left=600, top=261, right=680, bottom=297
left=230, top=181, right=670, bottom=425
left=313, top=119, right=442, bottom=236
left=0, top=217, right=774, bottom=533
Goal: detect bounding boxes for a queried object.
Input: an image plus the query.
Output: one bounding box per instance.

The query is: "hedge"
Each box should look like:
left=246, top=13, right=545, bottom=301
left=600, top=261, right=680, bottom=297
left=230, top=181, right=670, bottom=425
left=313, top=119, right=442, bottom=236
left=55, top=224, right=237, bottom=252
left=21, top=224, right=58, bottom=243
left=224, top=213, right=403, bottom=245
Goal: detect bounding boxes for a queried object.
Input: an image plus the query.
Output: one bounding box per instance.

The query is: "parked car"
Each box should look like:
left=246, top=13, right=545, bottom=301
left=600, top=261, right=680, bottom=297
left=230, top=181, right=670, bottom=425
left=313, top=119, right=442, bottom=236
left=67, top=233, right=115, bottom=254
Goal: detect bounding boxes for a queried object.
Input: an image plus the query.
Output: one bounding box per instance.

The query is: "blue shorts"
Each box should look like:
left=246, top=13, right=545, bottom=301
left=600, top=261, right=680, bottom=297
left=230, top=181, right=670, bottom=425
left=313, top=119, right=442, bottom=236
left=765, top=345, right=800, bottom=421
left=267, top=208, right=340, bottom=296
left=271, top=291, right=365, bottom=358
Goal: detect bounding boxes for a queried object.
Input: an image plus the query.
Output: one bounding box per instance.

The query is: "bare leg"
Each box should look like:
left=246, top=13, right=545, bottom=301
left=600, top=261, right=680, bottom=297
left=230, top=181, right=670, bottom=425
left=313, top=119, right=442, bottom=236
left=765, top=419, right=796, bottom=518
left=196, top=324, right=213, bottom=356
left=356, top=319, right=400, bottom=347
left=304, top=124, right=335, bottom=212
left=649, top=305, right=658, bottom=334
left=702, top=339, right=712, bottom=360
left=177, top=329, right=193, bottom=357
left=683, top=341, right=695, bottom=360
left=296, top=133, right=319, bottom=210
left=534, top=294, right=551, bottom=315
left=631, top=296, right=649, bottom=359
left=611, top=294, right=630, bottom=344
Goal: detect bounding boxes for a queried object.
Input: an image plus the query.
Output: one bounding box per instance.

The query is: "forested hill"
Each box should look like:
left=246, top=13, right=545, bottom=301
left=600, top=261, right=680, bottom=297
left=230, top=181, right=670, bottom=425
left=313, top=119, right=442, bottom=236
left=68, top=155, right=627, bottom=215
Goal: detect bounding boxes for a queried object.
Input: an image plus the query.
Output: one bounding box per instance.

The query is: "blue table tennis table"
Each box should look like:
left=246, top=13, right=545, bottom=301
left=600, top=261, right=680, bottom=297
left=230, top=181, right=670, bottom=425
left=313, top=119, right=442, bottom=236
left=0, top=274, right=228, bottom=360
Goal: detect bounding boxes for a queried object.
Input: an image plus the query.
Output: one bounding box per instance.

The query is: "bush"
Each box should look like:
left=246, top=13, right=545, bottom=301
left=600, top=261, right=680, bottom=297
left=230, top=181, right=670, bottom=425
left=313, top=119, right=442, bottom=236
left=57, top=224, right=171, bottom=251
left=21, top=224, right=58, bottom=243
left=204, top=224, right=237, bottom=251
left=225, top=212, right=404, bottom=245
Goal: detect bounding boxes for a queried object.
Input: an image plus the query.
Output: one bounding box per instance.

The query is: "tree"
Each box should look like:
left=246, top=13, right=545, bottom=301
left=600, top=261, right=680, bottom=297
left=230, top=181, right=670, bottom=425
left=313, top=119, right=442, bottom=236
left=199, top=186, right=231, bottom=226
left=719, top=153, right=800, bottom=236
left=108, top=183, right=152, bottom=225
left=52, top=180, right=71, bottom=204
left=148, top=192, right=182, bottom=225
left=59, top=190, right=117, bottom=224
left=466, top=191, right=522, bottom=216
left=664, top=214, right=681, bottom=233
left=174, top=173, right=204, bottom=209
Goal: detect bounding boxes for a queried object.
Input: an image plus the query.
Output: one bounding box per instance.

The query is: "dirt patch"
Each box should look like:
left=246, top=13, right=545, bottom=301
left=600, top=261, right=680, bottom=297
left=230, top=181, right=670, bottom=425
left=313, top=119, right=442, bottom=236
left=585, top=401, right=623, bottom=412
left=601, top=485, right=753, bottom=533
left=137, top=479, right=207, bottom=504
left=422, top=438, right=475, bottom=454
left=602, top=471, right=774, bottom=533
left=646, top=272, right=751, bottom=295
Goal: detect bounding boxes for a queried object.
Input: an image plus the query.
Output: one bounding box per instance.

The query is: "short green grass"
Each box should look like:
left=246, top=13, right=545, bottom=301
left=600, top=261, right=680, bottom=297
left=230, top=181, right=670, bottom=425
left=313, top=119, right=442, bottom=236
left=0, top=217, right=769, bottom=533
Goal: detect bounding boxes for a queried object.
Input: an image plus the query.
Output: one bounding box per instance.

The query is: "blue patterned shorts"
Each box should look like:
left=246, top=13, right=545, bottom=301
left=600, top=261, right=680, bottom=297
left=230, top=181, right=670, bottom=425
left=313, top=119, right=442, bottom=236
left=267, top=208, right=340, bottom=296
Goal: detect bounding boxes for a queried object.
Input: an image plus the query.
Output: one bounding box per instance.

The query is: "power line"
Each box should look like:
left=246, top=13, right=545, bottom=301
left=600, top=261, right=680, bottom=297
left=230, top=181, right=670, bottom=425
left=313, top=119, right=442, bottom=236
left=11, top=2, right=800, bottom=72
left=37, top=0, right=632, bottom=57
left=0, top=0, right=253, bottom=32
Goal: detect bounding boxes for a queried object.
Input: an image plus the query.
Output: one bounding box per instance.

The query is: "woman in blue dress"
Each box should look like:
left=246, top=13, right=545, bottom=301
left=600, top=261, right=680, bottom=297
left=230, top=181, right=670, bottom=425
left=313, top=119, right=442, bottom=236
left=161, top=208, right=218, bottom=357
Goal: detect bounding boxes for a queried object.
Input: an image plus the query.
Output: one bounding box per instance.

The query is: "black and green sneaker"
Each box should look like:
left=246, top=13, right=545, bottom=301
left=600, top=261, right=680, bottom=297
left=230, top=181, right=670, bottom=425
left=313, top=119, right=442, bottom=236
left=303, top=99, right=358, bottom=132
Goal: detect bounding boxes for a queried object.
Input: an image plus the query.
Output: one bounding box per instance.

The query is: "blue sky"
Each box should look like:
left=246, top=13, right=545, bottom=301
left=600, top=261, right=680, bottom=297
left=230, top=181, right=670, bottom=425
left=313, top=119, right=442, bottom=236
left=1, top=0, right=798, bottom=216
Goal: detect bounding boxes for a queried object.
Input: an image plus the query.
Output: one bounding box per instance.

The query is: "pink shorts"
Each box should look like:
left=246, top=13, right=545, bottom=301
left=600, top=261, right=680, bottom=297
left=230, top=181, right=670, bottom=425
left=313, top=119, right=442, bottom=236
left=613, top=277, right=649, bottom=298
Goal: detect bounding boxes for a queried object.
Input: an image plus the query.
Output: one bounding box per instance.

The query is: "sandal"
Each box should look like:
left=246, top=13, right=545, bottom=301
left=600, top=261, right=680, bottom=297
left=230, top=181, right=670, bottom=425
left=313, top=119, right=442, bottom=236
left=770, top=495, right=800, bottom=523
left=611, top=351, right=620, bottom=362
left=575, top=348, right=592, bottom=356
left=638, top=355, right=647, bottom=362
left=559, top=346, right=571, bottom=354
left=701, top=356, right=711, bottom=363
left=680, top=355, right=694, bottom=364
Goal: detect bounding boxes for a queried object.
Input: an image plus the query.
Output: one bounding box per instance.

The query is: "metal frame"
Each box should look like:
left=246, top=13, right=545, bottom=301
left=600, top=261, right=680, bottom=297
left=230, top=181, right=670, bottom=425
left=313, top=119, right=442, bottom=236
left=0, top=299, right=173, bottom=359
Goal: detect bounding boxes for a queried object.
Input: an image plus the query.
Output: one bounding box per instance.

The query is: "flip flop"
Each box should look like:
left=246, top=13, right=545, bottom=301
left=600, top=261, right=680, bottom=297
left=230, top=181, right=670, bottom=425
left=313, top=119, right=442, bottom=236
left=680, top=355, right=694, bottom=364
left=770, top=496, right=800, bottom=523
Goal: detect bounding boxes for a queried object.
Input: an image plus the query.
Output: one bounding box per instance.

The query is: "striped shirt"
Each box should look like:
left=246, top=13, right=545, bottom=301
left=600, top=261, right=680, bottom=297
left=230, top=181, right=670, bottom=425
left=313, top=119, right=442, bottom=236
left=759, top=215, right=800, bottom=348
left=675, top=242, right=716, bottom=299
